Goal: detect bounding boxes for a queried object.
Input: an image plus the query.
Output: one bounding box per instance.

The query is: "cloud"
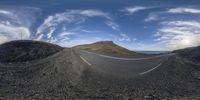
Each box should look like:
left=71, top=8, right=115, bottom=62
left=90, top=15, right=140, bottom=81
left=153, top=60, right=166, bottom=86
left=0, top=24, right=30, bottom=43
left=0, top=7, right=40, bottom=44
left=145, top=11, right=171, bottom=22
left=143, top=6, right=200, bottom=50
left=0, top=34, right=8, bottom=44
left=0, top=7, right=136, bottom=47
left=0, top=5, right=137, bottom=51
left=145, top=7, right=200, bottom=22
left=80, top=29, right=100, bottom=33
left=122, top=6, right=150, bottom=14
left=154, top=20, right=200, bottom=50
left=36, top=34, right=44, bottom=40
left=59, top=37, right=110, bottom=47
left=80, top=10, right=112, bottom=20
left=36, top=9, right=113, bottom=43
left=118, top=33, right=131, bottom=42
left=105, top=21, right=120, bottom=31
left=162, top=21, right=200, bottom=28
left=105, top=21, right=136, bottom=43
left=0, top=10, right=13, bottom=15
left=104, top=20, right=135, bottom=43
left=168, top=7, right=200, bottom=14
left=60, top=32, right=77, bottom=37
left=145, top=12, right=160, bottom=22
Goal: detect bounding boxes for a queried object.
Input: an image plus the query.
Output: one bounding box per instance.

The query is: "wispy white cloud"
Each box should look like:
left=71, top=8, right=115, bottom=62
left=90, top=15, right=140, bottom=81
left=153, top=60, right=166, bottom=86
left=59, top=37, right=109, bottom=47
left=36, top=34, right=44, bottom=40
left=47, top=27, right=55, bottom=39
left=145, top=7, right=200, bottom=22
left=0, top=34, right=8, bottom=44
left=105, top=21, right=120, bottom=31
left=0, top=7, right=40, bottom=44
left=155, top=20, right=200, bottom=50
left=118, top=33, right=131, bottom=42
left=80, top=10, right=112, bottom=20
left=105, top=21, right=135, bottom=43
left=36, top=9, right=113, bottom=43
left=0, top=24, right=30, bottom=44
left=122, top=6, right=150, bottom=14
left=143, top=6, right=200, bottom=50
left=0, top=24, right=30, bottom=39
left=80, top=29, right=100, bottom=33
left=0, top=7, right=137, bottom=47
left=161, top=21, right=200, bottom=28
left=0, top=10, right=13, bottom=15
left=59, top=31, right=77, bottom=37
left=168, top=7, right=200, bottom=14
left=145, top=12, right=160, bottom=22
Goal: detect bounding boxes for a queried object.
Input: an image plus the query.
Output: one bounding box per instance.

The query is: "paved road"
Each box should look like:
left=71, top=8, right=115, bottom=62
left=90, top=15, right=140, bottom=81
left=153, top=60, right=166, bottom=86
left=74, top=49, right=175, bottom=78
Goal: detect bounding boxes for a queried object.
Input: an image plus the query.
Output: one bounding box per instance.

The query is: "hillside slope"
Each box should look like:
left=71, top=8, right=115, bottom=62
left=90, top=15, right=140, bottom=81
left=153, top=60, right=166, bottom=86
left=74, top=41, right=142, bottom=56
left=174, top=46, right=200, bottom=63
left=0, top=41, right=199, bottom=99
left=0, top=47, right=199, bottom=99
left=0, top=40, right=63, bottom=63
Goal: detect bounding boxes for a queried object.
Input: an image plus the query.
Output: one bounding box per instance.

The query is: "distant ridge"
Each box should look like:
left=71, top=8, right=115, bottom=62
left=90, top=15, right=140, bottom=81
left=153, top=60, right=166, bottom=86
left=74, top=41, right=142, bottom=56
left=0, top=40, right=63, bottom=63
left=0, top=40, right=199, bottom=99
left=174, top=46, right=200, bottom=63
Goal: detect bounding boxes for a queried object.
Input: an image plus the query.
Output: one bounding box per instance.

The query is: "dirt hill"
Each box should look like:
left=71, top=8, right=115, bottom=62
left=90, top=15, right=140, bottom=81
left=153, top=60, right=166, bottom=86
left=74, top=41, right=142, bottom=56
left=174, top=46, right=200, bottom=63
left=0, top=40, right=63, bottom=63
left=0, top=41, right=199, bottom=99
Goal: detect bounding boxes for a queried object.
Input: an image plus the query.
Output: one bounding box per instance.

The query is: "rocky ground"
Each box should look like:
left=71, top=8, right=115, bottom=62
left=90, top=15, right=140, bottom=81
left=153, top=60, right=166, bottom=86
left=0, top=40, right=63, bottom=63
left=0, top=40, right=200, bottom=100
left=174, top=46, right=200, bottom=63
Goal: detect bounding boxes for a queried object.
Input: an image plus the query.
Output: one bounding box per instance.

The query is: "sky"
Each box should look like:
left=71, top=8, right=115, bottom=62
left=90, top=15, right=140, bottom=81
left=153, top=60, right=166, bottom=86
left=0, top=0, right=200, bottom=51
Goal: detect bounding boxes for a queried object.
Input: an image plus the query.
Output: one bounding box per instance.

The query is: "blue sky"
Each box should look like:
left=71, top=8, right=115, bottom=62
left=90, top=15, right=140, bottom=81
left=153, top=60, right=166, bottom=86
left=0, top=0, right=200, bottom=51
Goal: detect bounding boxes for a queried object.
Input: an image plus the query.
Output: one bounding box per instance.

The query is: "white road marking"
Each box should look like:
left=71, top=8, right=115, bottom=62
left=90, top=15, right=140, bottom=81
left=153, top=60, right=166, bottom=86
left=139, top=63, right=162, bottom=75
left=80, top=56, right=92, bottom=66
left=81, top=50, right=175, bottom=61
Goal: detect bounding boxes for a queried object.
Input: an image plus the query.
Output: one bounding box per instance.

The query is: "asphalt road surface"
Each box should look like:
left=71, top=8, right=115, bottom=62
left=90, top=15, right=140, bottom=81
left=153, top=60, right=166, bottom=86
left=74, top=49, right=175, bottom=78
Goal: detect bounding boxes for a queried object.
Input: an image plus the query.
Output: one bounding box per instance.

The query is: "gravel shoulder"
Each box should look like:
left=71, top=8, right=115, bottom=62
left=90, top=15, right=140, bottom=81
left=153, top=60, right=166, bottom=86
left=0, top=47, right=199, bottom=99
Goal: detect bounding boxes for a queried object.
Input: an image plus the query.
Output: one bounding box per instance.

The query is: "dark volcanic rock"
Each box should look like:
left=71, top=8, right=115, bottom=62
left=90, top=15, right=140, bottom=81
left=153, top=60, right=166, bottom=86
left=0, top=41, right=200, bottom=99
left=174, top=46, right=200, bottom=63
left=0, top=40, right=63, bottom=63
left=0, top=48, right=86, bottom=100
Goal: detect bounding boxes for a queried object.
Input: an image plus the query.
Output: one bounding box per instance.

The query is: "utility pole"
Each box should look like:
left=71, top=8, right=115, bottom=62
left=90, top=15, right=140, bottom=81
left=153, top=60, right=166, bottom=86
left=20, top=32, right=22, bottom=40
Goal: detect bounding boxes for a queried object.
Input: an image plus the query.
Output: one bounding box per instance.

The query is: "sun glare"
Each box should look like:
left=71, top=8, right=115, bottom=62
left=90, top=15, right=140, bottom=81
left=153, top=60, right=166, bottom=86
left=182, top=39, right=191, bottom=45
left=178, top=38, right=195, bottom=49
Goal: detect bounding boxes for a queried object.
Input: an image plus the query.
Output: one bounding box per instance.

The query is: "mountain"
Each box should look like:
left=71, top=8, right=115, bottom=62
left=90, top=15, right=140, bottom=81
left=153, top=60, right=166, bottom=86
left=0, top=40, right=199, bottom=99
left=74, top=41, right=143, bottom=57
left=0, top=40, right=63, bottom=63
left=174, top=46, right=200, bottom=63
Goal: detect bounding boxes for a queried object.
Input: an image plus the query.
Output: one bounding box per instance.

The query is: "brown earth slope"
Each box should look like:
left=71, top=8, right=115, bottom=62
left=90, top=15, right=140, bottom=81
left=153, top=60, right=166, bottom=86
left=74, top=41, right=143, bottom=57
left=0, top=40, right=199, bottom=99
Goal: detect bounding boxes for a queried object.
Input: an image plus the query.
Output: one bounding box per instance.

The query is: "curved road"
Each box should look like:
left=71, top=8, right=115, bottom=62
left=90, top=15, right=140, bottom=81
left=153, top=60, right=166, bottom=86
left=74, top=49, right=175, bottom=78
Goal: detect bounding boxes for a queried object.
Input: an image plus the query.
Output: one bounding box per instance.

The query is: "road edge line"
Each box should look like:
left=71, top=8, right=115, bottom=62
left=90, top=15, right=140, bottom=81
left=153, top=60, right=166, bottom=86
left=139, top=63, right=162, bottom=75
left=80, top=56, right=92, bottom=66
left=81, top=50, right=175, bottom=61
